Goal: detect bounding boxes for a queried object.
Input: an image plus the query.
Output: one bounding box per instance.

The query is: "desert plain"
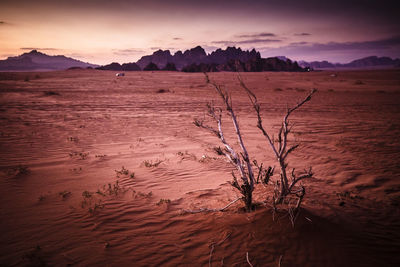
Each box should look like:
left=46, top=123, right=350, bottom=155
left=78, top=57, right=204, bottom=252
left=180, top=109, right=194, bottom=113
left=0, top=69, right=399, bottom=266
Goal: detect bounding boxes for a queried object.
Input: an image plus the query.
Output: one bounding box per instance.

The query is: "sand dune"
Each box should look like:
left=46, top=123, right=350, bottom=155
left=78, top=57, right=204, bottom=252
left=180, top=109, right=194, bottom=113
left=0, top=69, right=399, bottom=266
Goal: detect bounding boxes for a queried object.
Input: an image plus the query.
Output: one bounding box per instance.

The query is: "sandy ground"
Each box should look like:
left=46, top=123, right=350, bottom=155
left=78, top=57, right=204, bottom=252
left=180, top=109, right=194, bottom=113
left=0, top=69, right=399, bottom=266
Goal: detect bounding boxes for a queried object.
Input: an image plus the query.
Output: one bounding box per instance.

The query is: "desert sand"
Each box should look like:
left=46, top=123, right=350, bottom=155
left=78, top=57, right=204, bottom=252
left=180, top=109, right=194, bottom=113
left=0, top=69, right=399, bottom=266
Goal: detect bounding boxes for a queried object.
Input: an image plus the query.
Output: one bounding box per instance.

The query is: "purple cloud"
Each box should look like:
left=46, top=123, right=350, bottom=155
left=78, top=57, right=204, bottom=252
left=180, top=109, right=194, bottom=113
left=236, top=32, right=276, bottom=38
left=212, top=38, right=281, bottom=46
left=259, top=35, right=400, bottom=62
left=20, top=47, right=59, bottom=51
left=113, top=48, right=145, bottom=55
left=294, top=33, right=311, bottom=36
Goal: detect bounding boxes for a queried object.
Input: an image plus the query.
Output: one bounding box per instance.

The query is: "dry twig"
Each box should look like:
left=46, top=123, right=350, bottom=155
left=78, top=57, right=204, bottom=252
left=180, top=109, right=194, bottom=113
left=246, top=252, right=254, bottom=267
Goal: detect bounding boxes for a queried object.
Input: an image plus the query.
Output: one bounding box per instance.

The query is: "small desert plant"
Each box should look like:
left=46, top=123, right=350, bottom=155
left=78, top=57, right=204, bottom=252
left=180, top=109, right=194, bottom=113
left=156, top=89, right=170, bottom=93
left=213, top=146, right=225, bottom=155
left=142, top=159, right=163, bottom=168
left=156, top=198, right=171, bottom=206
left=8, top=165, right=30, bottom=178
left=89, top=203, right=104, bottom=215
left=114, top=166, right=135, bottom=178
left=43, top=91, right=60, bottom=96
left=82, top=190, right=92, bottom=198
left=59, top=190, right=71, bottom=199
left=194, top=74, right=273, bottom=211
left=354, top=80, right=364, bottom=85
left=194, top=73, right=316, bottom=215
left=240, top=77, right=316, bottom=210
left=115, top=166, right=129, bottom=176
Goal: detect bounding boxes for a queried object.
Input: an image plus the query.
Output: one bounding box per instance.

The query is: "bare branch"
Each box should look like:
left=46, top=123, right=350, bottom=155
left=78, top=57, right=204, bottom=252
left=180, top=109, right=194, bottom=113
left=283, top=144, right=299, bottom=160
left=288, top=168, right=313, bottom=192
left=193, top=119, right=220, bottom=137
left=246, top=252, right=254, bottom=267
left=209, top=244, right=214, bottom=267
left=238, top=75, right=280, bottom=159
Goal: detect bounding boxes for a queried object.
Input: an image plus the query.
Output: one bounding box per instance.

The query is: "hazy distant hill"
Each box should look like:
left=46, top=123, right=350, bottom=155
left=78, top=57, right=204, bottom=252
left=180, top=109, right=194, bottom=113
left=300, top=56, right=400, bottom=69
left=0, top=50, right=98, bottom=71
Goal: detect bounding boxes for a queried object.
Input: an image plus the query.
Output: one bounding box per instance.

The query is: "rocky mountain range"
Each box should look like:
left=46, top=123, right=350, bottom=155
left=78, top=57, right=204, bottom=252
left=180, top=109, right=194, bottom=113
left=0, top=50, right=98, bottom=71
left=135, top=46, right=262, bottom=70
left=1, top=48, right=399, bottom=72
left=299, top=56, right=400, bottom=69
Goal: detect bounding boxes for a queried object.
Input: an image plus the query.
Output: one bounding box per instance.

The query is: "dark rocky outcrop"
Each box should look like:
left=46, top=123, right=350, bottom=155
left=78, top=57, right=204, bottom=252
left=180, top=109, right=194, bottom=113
left=143, top=62, right=160, bottom=71
left=162, top=62, right=177, bottom=71
left=181, top=63, right=218, bottom=72
left=136, top=46, right=260, bottom=71
left=96, top=62, right=122, bottom=71
left=136, top=50, right=173, bottom=70
left=208, top=47, right=260, bottom=65
left=182, top=57, right=303, bottom=72
left=121, top=62, right=140, bottom=71
left=138, top=46, right=303, bottom=72
left=96, top=62, right=140, bottom=71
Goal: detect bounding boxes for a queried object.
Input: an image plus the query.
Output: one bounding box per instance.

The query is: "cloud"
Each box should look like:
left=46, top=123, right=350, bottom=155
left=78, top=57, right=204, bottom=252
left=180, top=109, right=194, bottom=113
left=236, top=32, right=276, bottom=38
left=290, top=42, right=309, bottom=45
left=149, top=47, right=175, bottom=51
left=20, top=47, right=59, bottom=51
left=294, top=33, right=311, bottom=36
left=212, top=38, right=282, bottom=46
left=112, top=48, right=145, bottom=55
left=258, top=35, right=400, bottom=62
left=289, top=35, right=400, bottom=51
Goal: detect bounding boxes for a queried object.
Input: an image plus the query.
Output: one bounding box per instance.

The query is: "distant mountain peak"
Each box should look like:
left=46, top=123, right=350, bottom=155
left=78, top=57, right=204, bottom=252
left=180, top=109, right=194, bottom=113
left=300, top=55, right=400, bottom=69
left=0, top=50, right=98, bottom=71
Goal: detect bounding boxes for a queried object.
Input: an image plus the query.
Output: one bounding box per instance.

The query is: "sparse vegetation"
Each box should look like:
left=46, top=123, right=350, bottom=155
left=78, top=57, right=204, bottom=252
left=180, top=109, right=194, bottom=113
left=59, top=190, right=71, bottom=199
left=82, top=190, right=92, bottom=198
left=7, top=165, right=30, bottom=178
left=142, top=159, right=163, bottom=168
left=194, top=73, right=316, bottom=215
left=354, top=80, right=364, bottom=85
left=89, top=203, right=105, bottom=215
left=156, top=89, right=170, bottom=93
left=156, top=198, right=171, bottom=205
left=213, top=146, right=224, bottom=156
left=43, top=91, right=60, bottom=96
left=115, top=166, right=135, bottom=178
left=177, top=151, right=197, bottom=161
left=69, top=151, right=89, bottom=160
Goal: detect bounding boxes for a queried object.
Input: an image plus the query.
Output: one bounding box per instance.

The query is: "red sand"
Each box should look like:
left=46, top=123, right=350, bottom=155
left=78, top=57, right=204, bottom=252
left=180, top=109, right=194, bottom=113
left=0, top=69, right=399, bottom=266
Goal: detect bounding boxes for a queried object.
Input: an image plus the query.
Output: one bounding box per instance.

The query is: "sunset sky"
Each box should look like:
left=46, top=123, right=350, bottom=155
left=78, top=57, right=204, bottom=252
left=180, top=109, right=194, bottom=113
left=0, top=0, right=399, bottom=64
